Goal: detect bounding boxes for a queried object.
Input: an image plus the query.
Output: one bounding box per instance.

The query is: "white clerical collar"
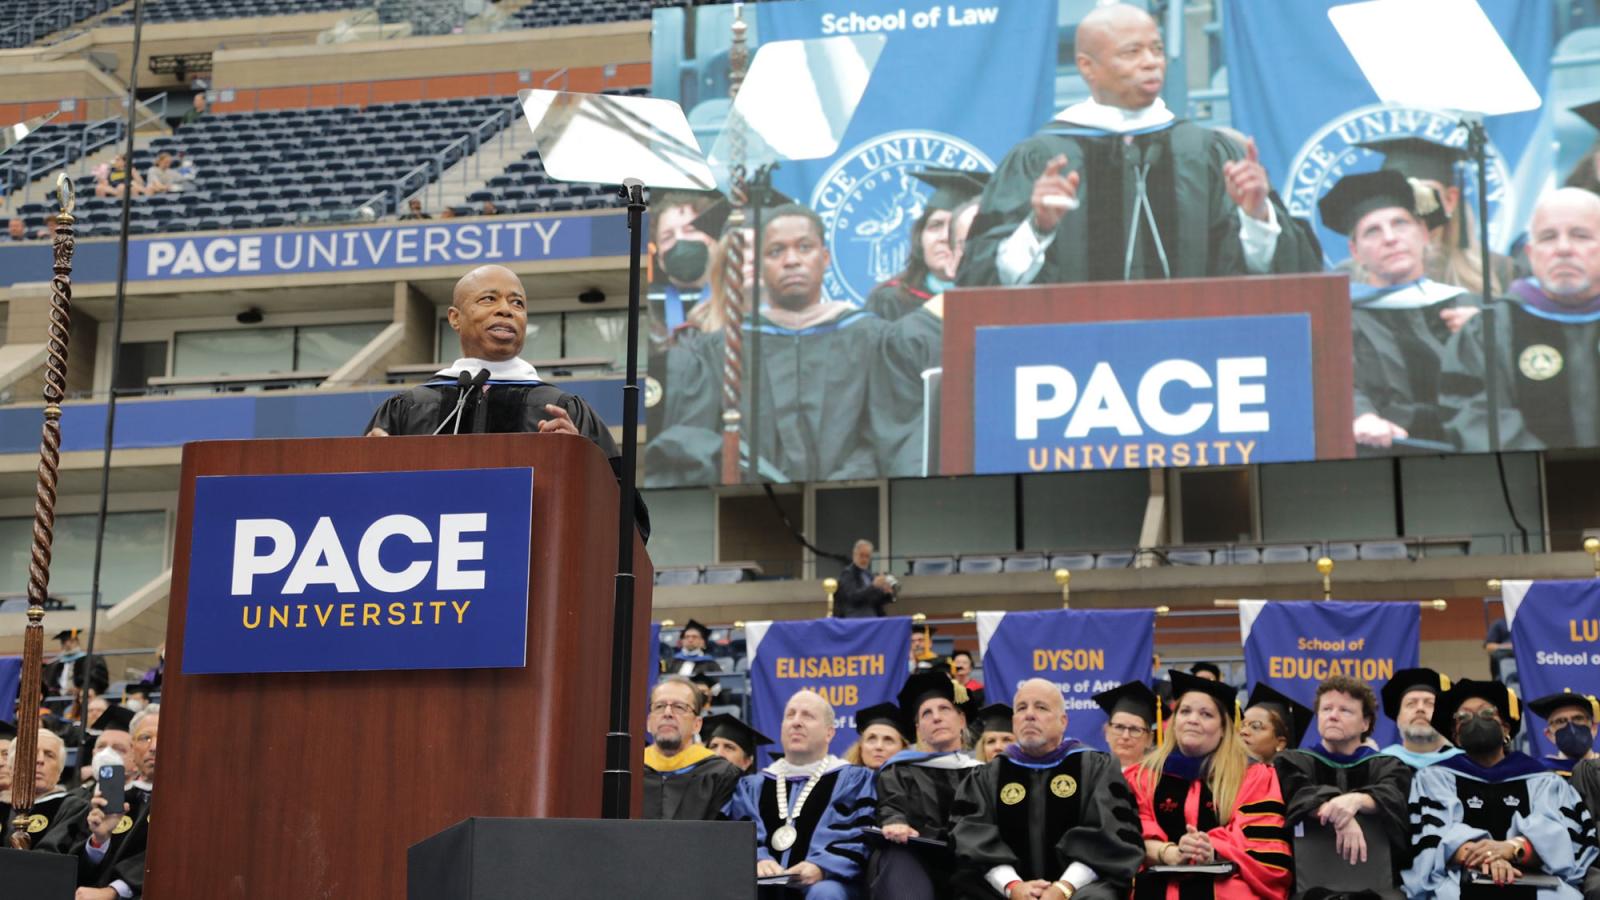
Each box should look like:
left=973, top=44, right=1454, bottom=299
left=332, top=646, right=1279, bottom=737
left=765, top=754, right=848, bottom=777
left=35, top=790, right=67, bottom=803
left=436, top=357, right=542, bottom=381
left=1054, top=97, right=1175, bottom=133
left=130, top=779, right=153, bottom=792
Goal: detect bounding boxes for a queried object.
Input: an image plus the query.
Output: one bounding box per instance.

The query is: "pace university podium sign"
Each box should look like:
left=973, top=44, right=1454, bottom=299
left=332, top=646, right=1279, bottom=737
left=182, top=467, right=534, bottom=674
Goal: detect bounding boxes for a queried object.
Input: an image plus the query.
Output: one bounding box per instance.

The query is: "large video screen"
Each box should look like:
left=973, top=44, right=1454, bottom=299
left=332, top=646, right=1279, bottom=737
left=641, top=0, right=1595, bottom=489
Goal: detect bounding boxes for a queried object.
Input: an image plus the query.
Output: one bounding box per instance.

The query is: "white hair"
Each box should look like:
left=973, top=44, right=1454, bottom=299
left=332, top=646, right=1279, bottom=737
left=130, top=703, right=160, bottom=736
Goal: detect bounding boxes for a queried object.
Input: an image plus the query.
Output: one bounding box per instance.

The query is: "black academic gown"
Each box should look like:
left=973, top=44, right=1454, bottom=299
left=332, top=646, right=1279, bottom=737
left=645, top=306, right=942, bottom=486
left=865, top=277, right=935, bottom=323
left=1273, top=746, right=1413, bottom=897
left=1350, top=283, right=1478, bottom=446
left=957, top=119, right=1320, bottom=287
left=873, top=750, right=984, bottom=900
left=1440, top=290, right=1600, bottom=452
left=1, top=789, right=72, bottom=846
left=951, top=744, right=1145, bottom=900
left=365, top=378, right=650, bottom=540
left=41, top=654, right=110, bottom=700
left=642, top=752, right=742, bottom=821
left=59, top=785, right=150, bottom=895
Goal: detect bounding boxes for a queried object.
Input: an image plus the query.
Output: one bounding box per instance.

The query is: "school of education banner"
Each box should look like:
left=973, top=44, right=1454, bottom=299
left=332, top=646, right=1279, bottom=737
left=1240, top=599, right=1420, bottom=748
left=745, top=616, right=910, bottom=762
left=1223, top=0, right=1554, bottom=262
left=976, top=608, right=1156, bottom=751
left=652, top=0, right=1058, bottom=305
left=1504, top=579, right=1600, bottom=758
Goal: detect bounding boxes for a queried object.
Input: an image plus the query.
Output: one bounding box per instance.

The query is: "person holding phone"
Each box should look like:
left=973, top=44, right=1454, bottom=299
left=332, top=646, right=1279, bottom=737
left=66, top=706, right=158, bottom=899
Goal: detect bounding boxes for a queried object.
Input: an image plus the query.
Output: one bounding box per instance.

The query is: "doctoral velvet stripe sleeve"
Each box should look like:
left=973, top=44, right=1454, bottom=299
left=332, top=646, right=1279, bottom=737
left=724, top=765, right=877, bottom=881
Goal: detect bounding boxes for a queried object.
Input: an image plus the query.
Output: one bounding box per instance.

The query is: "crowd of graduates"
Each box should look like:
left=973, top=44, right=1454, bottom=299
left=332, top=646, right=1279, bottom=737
left=647, top=626, right=1600, bottom=900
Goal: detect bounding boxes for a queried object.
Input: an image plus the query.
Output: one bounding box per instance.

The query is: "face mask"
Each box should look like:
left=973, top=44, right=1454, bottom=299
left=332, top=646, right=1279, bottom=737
left=1555, top=722, right=1594, bottom=760
left=1457, top=716, right=1504, bottom=754
left=123, top=698, right=146, bottom=713
left=662, top=240, right=710, bottom=283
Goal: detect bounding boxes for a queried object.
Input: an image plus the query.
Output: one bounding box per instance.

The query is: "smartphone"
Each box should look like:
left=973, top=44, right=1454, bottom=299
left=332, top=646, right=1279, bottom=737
left=97, top=764, right=125, bottom=821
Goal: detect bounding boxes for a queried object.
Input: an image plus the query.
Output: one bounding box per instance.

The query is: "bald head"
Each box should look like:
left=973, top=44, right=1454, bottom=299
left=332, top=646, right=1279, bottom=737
left=447, top=265, right=528, bottom=360
left=1075, top=3, right=1165, bottom=110
left=1527, top=187, right=1600, bottom=304
left=1013, top=679, right=1068, bottom=755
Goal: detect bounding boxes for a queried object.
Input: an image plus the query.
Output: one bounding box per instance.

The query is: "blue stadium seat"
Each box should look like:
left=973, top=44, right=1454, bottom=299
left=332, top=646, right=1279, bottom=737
left=1167, top=548, right=1213, bottom=566
left=1094, top=552, right=1135, bottom=569
left=1261, top=544, right=1312, bottom=565
left=1358, top=541, right=1410, bottom=561
left=1048, top=553, right=1095, bottom=572
left=1002, top=553, right=1048, bottom=573
left=957, top=555, right=1003, bottom=575
left=909, top=557, right=956, bottom=576
left=1215, top=547, right=1260, bottom=565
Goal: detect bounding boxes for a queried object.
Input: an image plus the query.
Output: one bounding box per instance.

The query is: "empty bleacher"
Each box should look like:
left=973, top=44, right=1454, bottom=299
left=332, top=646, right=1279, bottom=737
left=15, top=97, right=530, bottom=236
left=0, top=0, right=115, bottom=49
left=467, top=87, right=646, bottom=216
left=101, top=0, right=369, bottom=25
left=2, top=118, right=123, bottom=200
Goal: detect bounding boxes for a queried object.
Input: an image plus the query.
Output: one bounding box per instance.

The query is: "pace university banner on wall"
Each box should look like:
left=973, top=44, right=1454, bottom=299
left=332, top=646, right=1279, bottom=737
left=183, top=467, right=534, bottom=674
left=1505, top=579, right=1600, bottom=758
left=745, top=616, right=910, bottom=762
left=1240, top=599, right=1419, bottom=747
left=976, top=608, right=1156, bottom=751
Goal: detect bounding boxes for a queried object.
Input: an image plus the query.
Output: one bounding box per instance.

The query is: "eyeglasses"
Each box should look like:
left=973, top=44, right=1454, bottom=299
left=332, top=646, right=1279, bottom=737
left=1107, top=724, right=1149, bottom=737
left=649, top=701, right=697, bottom=716
left=1548, top=715, right=1592, bottom=731
left=1453, top=707, right=1500, bottom=724
left=1240, top=720, right=1273, bottom=734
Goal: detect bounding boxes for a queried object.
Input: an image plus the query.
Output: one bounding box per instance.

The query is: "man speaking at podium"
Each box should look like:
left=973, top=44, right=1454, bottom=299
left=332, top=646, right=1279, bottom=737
left=365, top=264, right=648, bottom=538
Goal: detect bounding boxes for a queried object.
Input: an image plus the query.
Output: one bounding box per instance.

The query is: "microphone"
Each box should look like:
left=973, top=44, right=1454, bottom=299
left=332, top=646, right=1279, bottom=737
left=431, top=371, right=475, bottom=435
left=455, top=368, right=492, bottom=436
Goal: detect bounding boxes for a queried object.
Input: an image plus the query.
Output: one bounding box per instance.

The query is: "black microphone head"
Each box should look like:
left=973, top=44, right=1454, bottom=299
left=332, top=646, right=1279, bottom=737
left=470, top=368, right=491, bottom=390
left=455, top=370, right=472, bottom=389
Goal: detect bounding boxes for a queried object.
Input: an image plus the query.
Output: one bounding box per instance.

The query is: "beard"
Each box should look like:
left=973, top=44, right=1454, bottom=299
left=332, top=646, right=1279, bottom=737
left=1401, top=723, right=1441, bottom=744
left=652, top=733, right=683, bottom=755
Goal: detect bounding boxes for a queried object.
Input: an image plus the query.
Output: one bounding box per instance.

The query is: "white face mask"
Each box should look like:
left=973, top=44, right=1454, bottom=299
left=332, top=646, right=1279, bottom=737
left=123, top=698, right=146, bottom=713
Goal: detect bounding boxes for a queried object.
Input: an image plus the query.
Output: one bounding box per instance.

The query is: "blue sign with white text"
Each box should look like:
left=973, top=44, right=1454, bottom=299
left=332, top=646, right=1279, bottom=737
left=1508, top=580, right=1600, bottom=759
left=182, top=467, right=533, bottom=674
left=973, top=315, right=1316, bottom=474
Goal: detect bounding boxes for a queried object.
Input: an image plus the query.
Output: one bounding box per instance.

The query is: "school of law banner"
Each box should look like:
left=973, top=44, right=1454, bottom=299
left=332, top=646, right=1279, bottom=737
left=0, top=657, right=20, bottom=726
left=652, top=0, right=1058, bottom=305
left=1504, top=579, right=1600, bottom=758
left=1223, top=0, right=1555, bottom=261
left=1240, top=599, right=1420, bottom=748
left=976, top=608, right=1156, bottom=751
left=745, top=616, right=910, bottom=762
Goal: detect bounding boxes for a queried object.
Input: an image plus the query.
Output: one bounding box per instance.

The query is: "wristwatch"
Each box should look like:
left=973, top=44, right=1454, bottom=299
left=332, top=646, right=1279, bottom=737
left=1054, top=881, right=1075, bottom=899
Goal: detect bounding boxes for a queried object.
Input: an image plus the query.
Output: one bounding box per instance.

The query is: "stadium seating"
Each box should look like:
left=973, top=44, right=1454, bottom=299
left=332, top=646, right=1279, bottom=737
left=101, top=0, right=369, bottom=26
left=470, top=89, right=646, bottom=215
left=16, top=97, right=524, bottom=236
left=1, top=119, right=123, bottom=198
left=0, top=0, right=114, bottom=49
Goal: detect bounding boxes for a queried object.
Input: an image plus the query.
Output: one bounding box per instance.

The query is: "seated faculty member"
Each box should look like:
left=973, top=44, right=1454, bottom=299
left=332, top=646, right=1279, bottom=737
left=703, top=713, right=773, bottom=774
left=1379, top=668, right=1463, bottom=769
left=726, top=690, right=876, bottom=899
left=1092, top=680, right=1160, bottom=771
left=1240, top=682, right=1311, bottom=765
left=642, top=676, right=742, bottom=821
left=951, top=678, right=1145, bottom=900
left=972, top=704, right=1017, bottom=763
left=1526, top=691, right=1600, bottom=778
left=847, top=703, right=913, bottom=772
left=365, top=263, right=648, bottom=539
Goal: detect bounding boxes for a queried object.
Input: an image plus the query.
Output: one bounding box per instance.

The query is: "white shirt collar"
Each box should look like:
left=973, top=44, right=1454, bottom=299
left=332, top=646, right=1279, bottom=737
left=435, top=357, right=542, bottom=382
left=1054, top=96, right=1175, bottom=133
left=765, top=754, right=848, bottom=777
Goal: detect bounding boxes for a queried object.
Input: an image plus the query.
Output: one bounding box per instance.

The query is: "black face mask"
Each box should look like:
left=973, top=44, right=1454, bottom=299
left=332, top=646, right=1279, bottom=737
left=1457, top=716, right=1504, bottom=754
left=1555, top=722, right=1594, bottom=760
left=662, top=240, right=710, bottom=283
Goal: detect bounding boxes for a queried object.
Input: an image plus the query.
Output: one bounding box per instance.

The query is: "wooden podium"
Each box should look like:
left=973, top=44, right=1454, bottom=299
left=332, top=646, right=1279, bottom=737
left=144, top=433, right=652, bottom=900
left=938, top=273, right=1356, bottom=474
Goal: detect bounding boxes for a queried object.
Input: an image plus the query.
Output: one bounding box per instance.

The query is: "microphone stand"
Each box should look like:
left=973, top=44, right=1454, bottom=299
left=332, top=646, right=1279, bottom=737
left=602, top=177, right=646, bottom=819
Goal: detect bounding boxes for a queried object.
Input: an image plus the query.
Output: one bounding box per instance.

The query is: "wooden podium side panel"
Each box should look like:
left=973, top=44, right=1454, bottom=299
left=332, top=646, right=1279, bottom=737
left=939, top=274, right=1354, bottom=474
left=145, top=434, right=652, bottom=900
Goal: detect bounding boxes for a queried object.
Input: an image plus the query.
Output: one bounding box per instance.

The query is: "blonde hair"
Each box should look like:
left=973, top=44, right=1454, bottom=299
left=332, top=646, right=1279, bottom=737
left=686, top=227, right=749, bottom=334
left=1137, top=690, right=1251, bottom=825
left=845, top=723, right=908, bottom=767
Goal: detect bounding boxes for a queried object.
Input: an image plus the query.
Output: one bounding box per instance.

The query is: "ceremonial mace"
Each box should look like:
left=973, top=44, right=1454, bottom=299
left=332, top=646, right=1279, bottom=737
left=10, top=174, right=77, bottom=850
left=719, top=4, right=750, bottom=485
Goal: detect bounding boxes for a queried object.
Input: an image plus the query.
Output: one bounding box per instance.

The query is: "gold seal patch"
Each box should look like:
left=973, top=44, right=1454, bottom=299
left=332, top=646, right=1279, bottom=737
left=1000, top=783, right=1026, bottom=805
left=113, top=815, right=134, bottom=835
left=26, top=814, right=48, bottom=833
left=643, top=375, right=664, bottom=408
left=1051, top=774, right=1078, bottom=798
left=1519, top=344, right=1562, bottom=381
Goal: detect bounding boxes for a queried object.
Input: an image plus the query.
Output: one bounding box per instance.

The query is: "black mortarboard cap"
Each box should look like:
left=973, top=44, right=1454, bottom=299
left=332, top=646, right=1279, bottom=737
left=1188, top=661, right=1223, bottom=680
left=1092, top=681, right=1160, bottom=727
left=1527, top=689, right=1600, bottom=723
left=92, top=704, right=134, bottom=734
left=1169, top=669, right=1240, bottom=720
left=127, top=679, right=158, bottom=698
left=1571, top=98, right=1600, bottom=133
left=1318, top=169, right=1424, bottom=236
left=1381, top=667, right=1450, bottom=721
left=897, top=671, right=958, bottom=722
left=679, top=619, right=712, bottom=644
left=1245, top=682, right=1312, bottom=747
left=974, top=703, right=1014, bottom=735
left=53, top=629, right=80, bottom=643
left=0, top=719, right=15, bottom=741
left=854, top=702, right=914, bottom=742
left=1432, top=677, right=1520, bottom=737
left=690, top=188, right=799, bottom=237
left=912, top=167, right=990, bottom=210
left=701, top=713, right=772, bottom=757
left=1356, top=134, right=1470, bottom=186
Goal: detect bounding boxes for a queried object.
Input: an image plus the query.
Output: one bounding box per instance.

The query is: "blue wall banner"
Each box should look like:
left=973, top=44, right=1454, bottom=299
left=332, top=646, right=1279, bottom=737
left=0, top=213, right=629, bottom=286
left=648, top=622, right=662, bottom=691
left=654, top=0, right=1057, bottom=305
left=182, top=467, right=533, bottom=674
left=1240, top=599, right=1420, bottom=748
left=745, top=616, right=909, bottom=762
left=1224, top=0, right=1554, bottom=260
left=0, top=657, right=20, bottom=725
left=976, top=608, right=1156, bottom=751
left=1505, top=579, right=1600, bottom=758
left=972, top=315, right=1317, bottom=475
